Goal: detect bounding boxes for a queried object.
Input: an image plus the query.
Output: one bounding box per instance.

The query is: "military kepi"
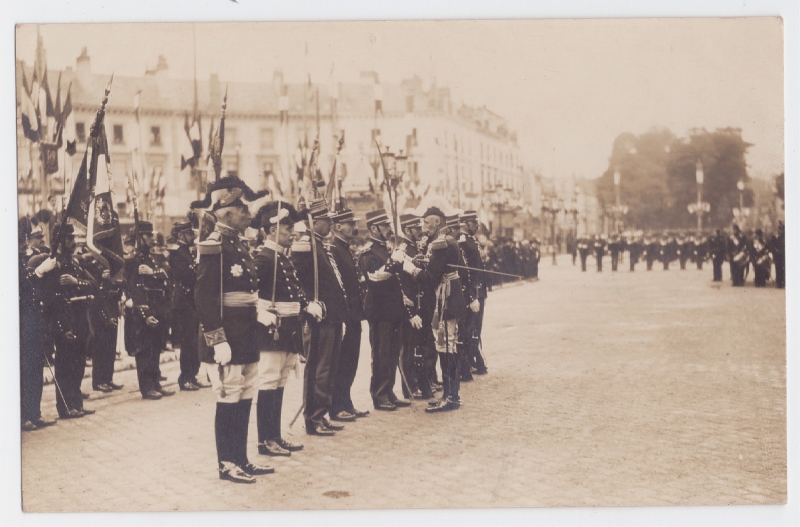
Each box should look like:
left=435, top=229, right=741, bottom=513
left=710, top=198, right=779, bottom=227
left=365, top=208, right=389, bottom=227
left=460, top=210, right=478, bottom=222
left=330, top=208, right=359, bottom=224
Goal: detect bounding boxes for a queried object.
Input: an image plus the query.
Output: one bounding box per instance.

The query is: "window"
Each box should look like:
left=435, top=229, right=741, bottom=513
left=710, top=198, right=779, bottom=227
left=150, top=126, right=162, bottom=146
left=226, top=128, right=238, bottom=148
left=225, top=160, right=238, bottom=178
left=113, top=124, right=124, bottom=144
left=76, top=122, right=86, bottom=143
left=260, top=128, right=274, bottom=150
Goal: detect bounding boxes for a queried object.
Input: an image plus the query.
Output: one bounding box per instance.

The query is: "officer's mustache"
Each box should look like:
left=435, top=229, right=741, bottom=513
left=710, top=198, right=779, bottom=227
left=352, top=228, right=359, bottom=236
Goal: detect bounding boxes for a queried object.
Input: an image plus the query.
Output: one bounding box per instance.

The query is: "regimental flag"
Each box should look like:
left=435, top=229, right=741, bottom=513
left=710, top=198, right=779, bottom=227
left=43, top=72, right=57, bottom=141
left=62, top=84, right=76, bottom=155
left=206, top=86, right=227, bottom=181
left=37, top=69, right=48, bottom=138
left=20, top=69, right=39, bottom=142
left=294, top=139, right=308, bottom=181
left=325, top=131, right=345, bottom=207
left=180, top=111, right=203, bottom=170
left=86, top=122, right=125, bottom=276
left=38, top=71, right=65, bottom=175
left=57, top=76, right=121, bottom=272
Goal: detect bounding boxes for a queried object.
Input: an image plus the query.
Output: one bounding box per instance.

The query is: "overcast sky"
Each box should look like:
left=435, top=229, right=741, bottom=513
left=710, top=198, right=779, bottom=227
left=17, top=18, right=784, bottom=181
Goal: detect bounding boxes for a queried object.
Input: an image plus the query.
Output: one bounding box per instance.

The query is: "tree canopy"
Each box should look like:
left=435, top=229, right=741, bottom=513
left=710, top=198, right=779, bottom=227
left=596, top=127, right=753, bottom=231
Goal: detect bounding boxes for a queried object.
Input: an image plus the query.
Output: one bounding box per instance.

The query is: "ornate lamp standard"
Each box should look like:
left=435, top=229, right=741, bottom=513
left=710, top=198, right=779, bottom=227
left=541, top=196, right=562, bottom=265
left=732, top=180, right=750, bottom=227
left=687, top=161, right=710, bottom=230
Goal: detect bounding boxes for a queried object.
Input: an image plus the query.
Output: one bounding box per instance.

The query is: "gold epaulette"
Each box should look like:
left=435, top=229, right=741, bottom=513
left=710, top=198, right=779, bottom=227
left=430, top=239, right=448, bottom=250
left=357, top=241, right=373, bottom=255
left=198, top=238, right=222, bottom=255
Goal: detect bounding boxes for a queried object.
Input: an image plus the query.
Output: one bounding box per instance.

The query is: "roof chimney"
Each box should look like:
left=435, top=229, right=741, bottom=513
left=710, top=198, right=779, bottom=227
left=76, top=47, right=90, bottom=78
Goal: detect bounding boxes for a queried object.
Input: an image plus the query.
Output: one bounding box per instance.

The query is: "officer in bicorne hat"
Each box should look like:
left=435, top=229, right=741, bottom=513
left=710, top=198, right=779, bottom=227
left=192, top=175, right=274, bottom=483
left=327, top=207, right=370, bottom=421
left=251, top=201, right=317, bottom=456
left=290, top=198, right=348, bottom=436
left=359, top=208, right=417, bottom=412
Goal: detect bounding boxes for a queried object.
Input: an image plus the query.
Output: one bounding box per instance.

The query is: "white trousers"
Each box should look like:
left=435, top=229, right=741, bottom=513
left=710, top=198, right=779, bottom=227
left=204, top=362, right=259, bottom=403
left=433, top=319, right=458, bottom=353
left=257, top=351, right=298, bottom=391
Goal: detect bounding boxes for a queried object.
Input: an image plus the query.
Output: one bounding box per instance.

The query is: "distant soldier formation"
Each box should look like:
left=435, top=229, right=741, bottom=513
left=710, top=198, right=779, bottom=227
left=572, top=224, right=785, bottom=289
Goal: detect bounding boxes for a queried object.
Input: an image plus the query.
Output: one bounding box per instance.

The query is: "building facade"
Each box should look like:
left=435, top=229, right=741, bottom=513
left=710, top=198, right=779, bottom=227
left=18, top=45, right=547, bottom=239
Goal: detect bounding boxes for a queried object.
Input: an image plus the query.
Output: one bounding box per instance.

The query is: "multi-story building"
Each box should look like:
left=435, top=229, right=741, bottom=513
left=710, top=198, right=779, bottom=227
left=17, top=44, right=536, bottom=238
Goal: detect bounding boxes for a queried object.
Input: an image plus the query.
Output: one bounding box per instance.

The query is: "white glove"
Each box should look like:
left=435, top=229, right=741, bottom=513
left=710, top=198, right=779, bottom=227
left=403, top=260, right=419, bottom=276
left=257, top=309, right=277, bottom=328
left=391, top=250, right=405, bottom=263
left=213, top=342, right=232, bottom=366
left=409, top=315, right=423, bottom=329
left=35, top=257, right=57, bottom=277
left=469, top=299, right=481, bottom=313
left=306, top=301, right=324, bottom=321
left=138, top=264, right=154, bottom=275
left=125, top=298, right=134, bottom=309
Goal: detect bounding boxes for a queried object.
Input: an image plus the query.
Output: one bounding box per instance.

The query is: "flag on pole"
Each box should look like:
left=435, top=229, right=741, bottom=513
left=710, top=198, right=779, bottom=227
left=180, top=112, right=203, bottom=170
left=54, top=75, right=116, bottom=260
left=20, top=69, right=39, bottom=142
left=206, top=85, right=227, bottom=181
left=86, top=121, right=125, bottom=275
left=62, top=84, right=76, bottom=155
left=44, top=72, right=57, bottom=140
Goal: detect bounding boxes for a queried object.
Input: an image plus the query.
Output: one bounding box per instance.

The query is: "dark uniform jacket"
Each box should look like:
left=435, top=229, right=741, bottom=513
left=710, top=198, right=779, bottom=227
left=195, top=223, right=260, bottom=365
left=458, top=231, right=486, bottom=301
left=414, top=232, right=467, bottom=322
left=83, top=256, right=122, bottom=331
left=327, top=235, right=364, bottom=322
left=358, top=237, right=409, bottom=323
left=291, top=232, right=348, bottom=325
left=39, top=252, right=97, bottom=342
left=253, top=240, right=308, bottom=353
left=168, top=241, right=197, bottom=313
left=728, top=232, right=749, bottom=264
left=129, top=248, right=170, bottom=325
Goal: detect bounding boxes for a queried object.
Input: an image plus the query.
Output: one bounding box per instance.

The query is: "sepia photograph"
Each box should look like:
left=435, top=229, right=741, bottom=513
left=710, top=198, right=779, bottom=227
left=7, top=3, right=796, bottom=523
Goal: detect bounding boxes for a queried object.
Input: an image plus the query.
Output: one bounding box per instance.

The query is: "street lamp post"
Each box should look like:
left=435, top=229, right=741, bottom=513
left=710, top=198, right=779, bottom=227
left=687, top=161, right=710, bottom=231
left=541, top=197, right=561, bottom=265
left=732, top=180, right=750, bottom=227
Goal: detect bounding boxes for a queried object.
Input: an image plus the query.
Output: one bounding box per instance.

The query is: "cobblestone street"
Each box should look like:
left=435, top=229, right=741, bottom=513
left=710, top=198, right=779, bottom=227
left=20, top=256, right=787, bottom=513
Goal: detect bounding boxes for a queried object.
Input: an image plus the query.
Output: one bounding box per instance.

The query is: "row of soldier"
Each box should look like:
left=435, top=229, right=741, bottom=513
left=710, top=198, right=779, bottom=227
left=19, top=175, right=493, bottom=485
left=571, top=223, right=785, bottom=288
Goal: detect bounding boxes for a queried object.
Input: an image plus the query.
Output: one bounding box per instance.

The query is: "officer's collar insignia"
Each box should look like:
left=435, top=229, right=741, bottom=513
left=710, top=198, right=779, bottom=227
left=215, top=222, right=239, bottom=238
